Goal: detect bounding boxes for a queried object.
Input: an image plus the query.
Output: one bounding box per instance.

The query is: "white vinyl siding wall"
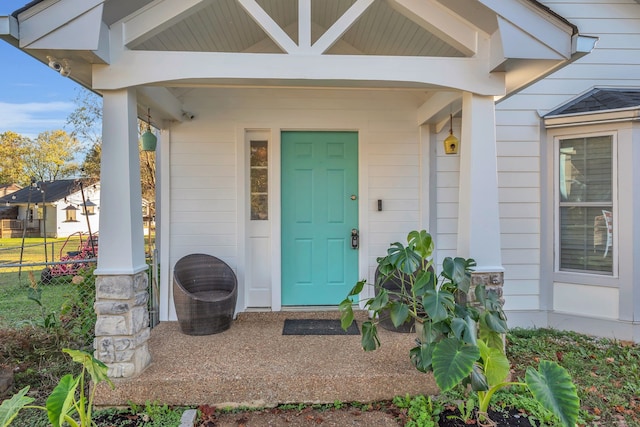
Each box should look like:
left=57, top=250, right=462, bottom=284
left=496, top=0, right=640, bottom=327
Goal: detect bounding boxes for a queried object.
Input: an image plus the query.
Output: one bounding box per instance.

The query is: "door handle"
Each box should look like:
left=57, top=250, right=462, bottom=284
left=351, top=228, right=359, bottom=249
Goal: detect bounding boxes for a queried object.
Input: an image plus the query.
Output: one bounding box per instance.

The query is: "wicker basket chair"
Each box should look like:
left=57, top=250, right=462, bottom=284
left=173, top=254, right=238, bottom=335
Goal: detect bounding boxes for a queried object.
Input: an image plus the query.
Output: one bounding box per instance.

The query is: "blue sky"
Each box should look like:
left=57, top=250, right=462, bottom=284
left=0, top=0, right=83, bottom=140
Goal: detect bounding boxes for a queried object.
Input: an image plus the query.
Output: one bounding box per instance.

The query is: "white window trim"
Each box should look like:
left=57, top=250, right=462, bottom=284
left=552, top=129, right=619, bottom=280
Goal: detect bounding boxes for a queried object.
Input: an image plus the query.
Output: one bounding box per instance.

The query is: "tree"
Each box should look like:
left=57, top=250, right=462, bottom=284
left=67, top=88, right=102, bottom=177
left=0, top=131, right=30, bottom=185
left=24, top=130, right=81, bottom=181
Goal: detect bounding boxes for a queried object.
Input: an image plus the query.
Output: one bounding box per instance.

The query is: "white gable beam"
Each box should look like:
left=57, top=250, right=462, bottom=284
left=389, top=0, right=477, bottom=57
left=92, top=50, right=506, bottom=95
left=477, top=0, right=573, bottom=58
left=416, top=91, right=462, bottom=126
left=123, top=0, right=211, bottom=48
left=236, top=0, right=298, bottom=54
left=18, top=0, right=103, bottom=48
left=299, top=0, right=311, bottom=51
left=310, top=0, right=374, bottom=55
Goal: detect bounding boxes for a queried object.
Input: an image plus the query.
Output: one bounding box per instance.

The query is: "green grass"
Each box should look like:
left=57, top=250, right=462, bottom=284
left=507, top=328, right=640, bottom=426
left=0, top=272, right=74, bottom=328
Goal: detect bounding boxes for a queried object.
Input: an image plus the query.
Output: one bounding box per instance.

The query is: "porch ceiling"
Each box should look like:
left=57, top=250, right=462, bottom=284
left=132, top=0, right=466, bottom=58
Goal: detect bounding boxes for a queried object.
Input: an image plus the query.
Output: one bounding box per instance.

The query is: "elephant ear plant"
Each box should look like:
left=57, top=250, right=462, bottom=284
left=339, top=230, right=580, bottom=427
left=0, top=349, right=113, bottom=427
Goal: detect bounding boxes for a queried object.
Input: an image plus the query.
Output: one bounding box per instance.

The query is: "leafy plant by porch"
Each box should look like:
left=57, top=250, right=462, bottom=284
left=340, top=230, right=580, bottom=426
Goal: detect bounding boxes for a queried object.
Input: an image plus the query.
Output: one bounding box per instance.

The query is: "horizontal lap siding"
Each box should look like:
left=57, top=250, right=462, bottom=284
left=169, top=88, right=423, bottom=291
left=497, top=0, right=640, bottom=313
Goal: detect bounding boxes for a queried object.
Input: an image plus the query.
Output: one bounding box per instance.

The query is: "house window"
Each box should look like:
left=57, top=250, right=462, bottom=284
left=250, top=140, right=268, bottom=220
left=558, top=135, right=613, bottom=274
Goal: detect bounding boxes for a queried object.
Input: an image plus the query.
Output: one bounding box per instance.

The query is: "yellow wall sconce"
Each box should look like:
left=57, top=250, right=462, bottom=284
left=444, top=113, right=459, bottom=155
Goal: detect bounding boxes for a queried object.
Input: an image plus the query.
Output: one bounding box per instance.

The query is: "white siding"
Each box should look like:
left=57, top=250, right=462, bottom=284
left=496, top=0, right=640, bottom=325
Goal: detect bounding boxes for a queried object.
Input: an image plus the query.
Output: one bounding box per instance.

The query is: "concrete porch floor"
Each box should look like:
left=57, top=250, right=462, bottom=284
left=94, top=311, right=439, bottom=408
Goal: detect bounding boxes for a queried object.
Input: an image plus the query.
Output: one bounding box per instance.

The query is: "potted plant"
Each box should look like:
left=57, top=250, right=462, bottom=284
left=340, top=230, right=580, bottom=427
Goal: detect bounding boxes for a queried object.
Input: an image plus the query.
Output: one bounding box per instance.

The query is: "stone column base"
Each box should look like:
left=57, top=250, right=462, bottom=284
left=468, top=271, right=505, bottom=307
left=94, top=271, right=151, bottom=378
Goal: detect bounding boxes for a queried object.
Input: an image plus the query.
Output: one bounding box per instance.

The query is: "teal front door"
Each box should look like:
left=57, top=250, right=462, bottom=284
left=281, top=131, right=359, bottom=306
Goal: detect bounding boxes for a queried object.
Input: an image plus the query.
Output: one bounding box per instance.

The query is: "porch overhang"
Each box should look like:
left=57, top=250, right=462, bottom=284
left=1, top=0, right=595, bottom=125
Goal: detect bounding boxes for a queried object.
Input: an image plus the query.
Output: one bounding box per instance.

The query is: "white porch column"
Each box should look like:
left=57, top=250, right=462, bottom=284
left=457, top=92, right=504, bottom=298
left=94, top=88, right=151, bottom=378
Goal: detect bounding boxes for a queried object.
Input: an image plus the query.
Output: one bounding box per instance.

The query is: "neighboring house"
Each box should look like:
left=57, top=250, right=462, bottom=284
left=0, top=179, right=100, bottom=238
left=2, top=0, right=637, bottom=378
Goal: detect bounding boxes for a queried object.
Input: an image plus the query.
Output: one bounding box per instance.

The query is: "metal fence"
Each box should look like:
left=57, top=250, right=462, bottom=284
left=0, top=240, right=159, bottom=332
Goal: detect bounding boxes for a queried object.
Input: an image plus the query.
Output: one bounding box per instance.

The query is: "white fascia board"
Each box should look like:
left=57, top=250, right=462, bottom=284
left=27, top=5, right=105, bottom=51
left=19, top=0, right=103, bottom=48
left=0, top=16, right=19, bottom=39
left=311, top=0, right=375, bottom=55
left=389, top=0, right=478, bottom=56
left=477, top=0, right=574, bottom=59
left=92, top=50, right=506, bottom=95
left=236, top=0, right=298, bottom=54
left=495, top=16, right=564, bottom=60
left=122, top=0, right=210, bottom=48
left=544, top=108, right=640, bottom=128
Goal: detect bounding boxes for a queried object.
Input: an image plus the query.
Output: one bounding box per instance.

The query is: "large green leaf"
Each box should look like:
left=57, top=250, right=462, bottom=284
left=360, top=321, right=380, bottom=351
left=451, top=315, right=477, bottom=345
left=368, top=289, right=390, bottom=312
left=388, top=300, right=410, bottom=327
left=339, top=298, right=355, bottom=331
left=407, top=230, right=434, bottom=259
left=0, top=386, right=34, bottom=427
left=386, top=242, right=422, bottom=275
left=470, top=363, right=489, bottom=392
left=63, top=349, right=111, bottom=387
left=423, top=289, right=454, bottom=323
left=413, top=269, right=435, bottom=297
left=526, top=360, right=580, bottom=427
left=410, top=342, right=434, bottom=373
left=478, top=340, right=510, bottom=387
left=482, top=311, right=508, bottom=334
left=479, top=327, right=504, bottom=353
left=432, top=338, right=480, bottom=392
left=441, top=257, right=475, bottom=294
left=46, top=374, right=79, bottom=427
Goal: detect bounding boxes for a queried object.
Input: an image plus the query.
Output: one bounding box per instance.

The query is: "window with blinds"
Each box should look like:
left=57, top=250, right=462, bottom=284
left=558, top=135, right=613, bottom=274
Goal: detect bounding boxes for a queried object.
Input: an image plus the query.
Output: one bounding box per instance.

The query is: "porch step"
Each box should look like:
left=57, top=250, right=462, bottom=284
left=95, top=311, right=439, bottom=407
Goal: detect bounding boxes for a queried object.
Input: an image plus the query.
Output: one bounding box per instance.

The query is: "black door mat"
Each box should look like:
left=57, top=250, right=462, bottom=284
left=282, top=319, right=359, bottom=335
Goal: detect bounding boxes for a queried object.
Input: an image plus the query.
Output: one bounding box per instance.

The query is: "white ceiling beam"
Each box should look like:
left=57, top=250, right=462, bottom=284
left=476, top=0, right=574, bottom=58
left=92, top=50, right=506, bottom=95
left=236, top=0, right=298, bottom=54
left=310, top=0, right=374, bottom=55
left=28, top=5, right=106, bottom=52
left=137, top=86, right=185, bottom=123
left=416, top=91, right=462, bottom=126
left=18, top=0, right=103, bottom=48
left=389, top=0, right=477, bottom=57
left=122, top=0, right=211, bottom=48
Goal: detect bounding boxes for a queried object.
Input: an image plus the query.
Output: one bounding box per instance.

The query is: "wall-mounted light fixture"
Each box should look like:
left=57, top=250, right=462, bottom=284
left=140, top=108, right=157, bottom=151
left=443, top=113, right=459, bottom=155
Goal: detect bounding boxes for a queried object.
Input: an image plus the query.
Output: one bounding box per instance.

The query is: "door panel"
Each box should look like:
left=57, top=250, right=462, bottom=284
left=281, top=131, right=358, bottom=305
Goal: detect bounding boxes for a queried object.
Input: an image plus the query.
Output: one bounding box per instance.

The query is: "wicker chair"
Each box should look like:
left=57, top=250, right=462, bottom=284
left=173, top=254, right=238, bottom=335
